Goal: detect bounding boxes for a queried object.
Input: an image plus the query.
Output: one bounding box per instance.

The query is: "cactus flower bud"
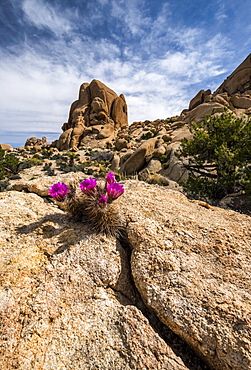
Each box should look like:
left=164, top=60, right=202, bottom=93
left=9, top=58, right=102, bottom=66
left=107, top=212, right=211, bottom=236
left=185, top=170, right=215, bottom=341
left=106, top=172, right=116, bottom=184
left=98, top=194, right=108, bottom=207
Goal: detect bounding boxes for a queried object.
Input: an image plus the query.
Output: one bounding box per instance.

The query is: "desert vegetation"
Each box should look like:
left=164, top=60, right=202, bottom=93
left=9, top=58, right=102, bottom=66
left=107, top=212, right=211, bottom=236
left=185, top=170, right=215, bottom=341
left=177, top=111, right=251, bottom=201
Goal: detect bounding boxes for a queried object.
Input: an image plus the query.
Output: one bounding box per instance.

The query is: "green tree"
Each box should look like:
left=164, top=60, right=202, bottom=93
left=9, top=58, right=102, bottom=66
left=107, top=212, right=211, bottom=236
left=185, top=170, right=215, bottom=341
left=177, top=111, right=251, bottom=200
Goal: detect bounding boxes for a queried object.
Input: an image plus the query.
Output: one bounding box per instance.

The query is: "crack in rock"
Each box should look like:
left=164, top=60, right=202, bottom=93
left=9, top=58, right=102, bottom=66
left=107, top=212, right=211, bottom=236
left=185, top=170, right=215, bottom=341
left=116, top=232, right=210, bottom=370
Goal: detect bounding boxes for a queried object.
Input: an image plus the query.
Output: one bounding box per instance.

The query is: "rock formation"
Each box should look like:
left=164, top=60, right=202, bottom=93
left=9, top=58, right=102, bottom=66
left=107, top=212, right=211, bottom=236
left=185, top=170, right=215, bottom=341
left=0, top=143, right=14, bottom=151
left=55, top=80, right=128, bottom=151
left=215, top=53, right=251, bottom=95
left=36, top=54, right=248, bottom=189
left=24, top=136, right=50, bottom=151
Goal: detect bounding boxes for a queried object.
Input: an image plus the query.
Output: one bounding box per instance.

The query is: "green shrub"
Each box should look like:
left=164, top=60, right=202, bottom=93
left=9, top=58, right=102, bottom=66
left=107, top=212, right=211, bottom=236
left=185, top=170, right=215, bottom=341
left=177, top=112, right=251, bottom=200
left=20, top=157, right=43, bottom=169
left=0, top=148, right=20, bottom=180
left=159, top=154, right=167, bottom=163
left=141, top=131, right=153, bottom=140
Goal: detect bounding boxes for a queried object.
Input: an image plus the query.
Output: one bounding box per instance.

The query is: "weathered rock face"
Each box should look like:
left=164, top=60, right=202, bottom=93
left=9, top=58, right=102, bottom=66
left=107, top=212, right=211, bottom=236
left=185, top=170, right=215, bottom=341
left=188, top=89, right=211, bottom=111
left=184, top=102, right=225, bottom=124
left=185, top=54, right=251, bottom=125
left=1, top=180, right=250, bottom=369
left=56, top=80, right=128, bottom=151
left=0, top=189, right=207, bottom=370
left=230, top=94, right=251, bottom=109
left=120, top=137, right=157, bottom=175
left=104, top=56, right=251, bottom=181
left=118, top=181, right=251, bottom=370
left=215, top=53, right=251, bottom=95
left=0, top=143, right=14, bottom=151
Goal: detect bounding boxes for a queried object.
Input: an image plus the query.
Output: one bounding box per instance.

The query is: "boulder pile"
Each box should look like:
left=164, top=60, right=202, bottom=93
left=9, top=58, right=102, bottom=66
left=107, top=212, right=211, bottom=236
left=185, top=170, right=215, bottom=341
left=54, top=79, right=128, bottom=151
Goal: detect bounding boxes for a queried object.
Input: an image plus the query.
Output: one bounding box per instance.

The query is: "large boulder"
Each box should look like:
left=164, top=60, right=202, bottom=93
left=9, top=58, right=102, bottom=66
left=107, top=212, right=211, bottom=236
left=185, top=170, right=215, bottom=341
left=118, top=181, right=251, bottom=370
left=161, top=142, right=188, bottom=182
left=215, top=53, right=251, bottom=95
left=189, top=89, right=211, bottom=111
left=24, top=136, right=50, bottom=150
left=56, top=80, right=128, bottom=151
left=111, top=94, right=128, bottom=129
left=230, top=94, right=251, bottom=109
left=0, top=190, right=201, bottom=370
left=120, top=137, right=157, bottom=175
left=184, top=103, right=225, bottom=124
left=0, top=143, right=14, bottom=151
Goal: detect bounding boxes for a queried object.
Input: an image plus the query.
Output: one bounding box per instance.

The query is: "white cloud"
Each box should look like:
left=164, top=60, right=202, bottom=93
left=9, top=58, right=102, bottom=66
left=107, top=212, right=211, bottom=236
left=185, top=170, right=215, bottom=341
left=22, top=0, right=73, bottom=36
left=110, top=0, right=150, bottom=36
left=215, top=0, right=228, bottom=22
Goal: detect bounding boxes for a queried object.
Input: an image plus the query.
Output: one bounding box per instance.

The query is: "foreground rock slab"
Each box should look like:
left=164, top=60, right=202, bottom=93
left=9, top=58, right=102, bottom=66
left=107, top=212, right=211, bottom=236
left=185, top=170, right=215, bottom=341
left=0, top=191, right=189, bottom=370
left=118, top=181, right=251, bottom=370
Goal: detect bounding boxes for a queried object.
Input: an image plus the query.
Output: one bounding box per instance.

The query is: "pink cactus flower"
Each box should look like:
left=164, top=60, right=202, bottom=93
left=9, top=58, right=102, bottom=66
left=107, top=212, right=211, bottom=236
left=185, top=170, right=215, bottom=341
left=107, top=182, right=124, bottom=200
left=106, top=172, right=116, bottom=184
left=49, top=182, right=69, bottom=201
left=80, top=177, right=97, bottom=194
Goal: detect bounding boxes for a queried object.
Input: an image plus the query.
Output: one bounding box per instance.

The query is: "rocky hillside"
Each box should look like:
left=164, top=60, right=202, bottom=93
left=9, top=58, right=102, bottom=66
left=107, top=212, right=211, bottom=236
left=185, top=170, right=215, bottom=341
left=0, top=55, right=251, bottom=369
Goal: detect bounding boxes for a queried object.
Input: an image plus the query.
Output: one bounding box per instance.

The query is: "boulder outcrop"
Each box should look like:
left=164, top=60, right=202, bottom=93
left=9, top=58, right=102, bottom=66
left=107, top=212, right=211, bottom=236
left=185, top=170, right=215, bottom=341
left=119, top=181, right=251, bottom=370
left=28, top=54, right=245, bottom=190
left=215, top=53, right=251, bottom=95
left=24, top=136, right=50, bottom=150
left=55, top=80, right=128, bottom=151
left=1, top=179, right=250, bottom=369
left=0, top=189, right=208, bottom=370
left=119, top=137, right=157, bottom=175
left=0, top=143, right=14, bottom=151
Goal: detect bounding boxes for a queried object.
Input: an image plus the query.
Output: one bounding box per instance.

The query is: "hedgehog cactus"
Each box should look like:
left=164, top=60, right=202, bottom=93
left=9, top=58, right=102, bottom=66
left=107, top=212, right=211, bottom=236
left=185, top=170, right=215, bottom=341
left=49, top=172, right=125, bottom=236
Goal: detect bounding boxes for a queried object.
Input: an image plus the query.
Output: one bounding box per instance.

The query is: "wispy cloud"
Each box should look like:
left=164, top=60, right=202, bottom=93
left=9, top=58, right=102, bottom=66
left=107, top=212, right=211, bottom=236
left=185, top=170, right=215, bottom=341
left=21, top=0, right=73, bottom=36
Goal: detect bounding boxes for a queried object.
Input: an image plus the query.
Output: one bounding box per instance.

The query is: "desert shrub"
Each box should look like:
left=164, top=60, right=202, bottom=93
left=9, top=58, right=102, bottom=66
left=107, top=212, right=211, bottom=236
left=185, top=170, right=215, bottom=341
left=41, top=149, right=54, bottom=158
left=20, top=157, right=43, bottom=170
left=141, top=131, right=153, bottom=140
left=42, top=162, right=55, bottom=176
left=0, top=179, right=10, bottom=192
left=0, top=148, right=20, bottom=180
left=51, top=153, right=63, bottom=160
left=177, top=111, right=251, bottom=200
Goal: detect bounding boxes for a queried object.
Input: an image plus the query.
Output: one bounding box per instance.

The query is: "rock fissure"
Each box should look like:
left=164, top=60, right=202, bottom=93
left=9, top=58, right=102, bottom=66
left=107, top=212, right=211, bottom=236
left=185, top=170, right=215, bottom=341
left=115, top=232, right=210, bottom=370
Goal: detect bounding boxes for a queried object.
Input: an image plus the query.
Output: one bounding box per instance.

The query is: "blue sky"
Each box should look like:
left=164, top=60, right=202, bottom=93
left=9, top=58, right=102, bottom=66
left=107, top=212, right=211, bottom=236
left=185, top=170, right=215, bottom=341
left=0, top=0, right=250, bottom=147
